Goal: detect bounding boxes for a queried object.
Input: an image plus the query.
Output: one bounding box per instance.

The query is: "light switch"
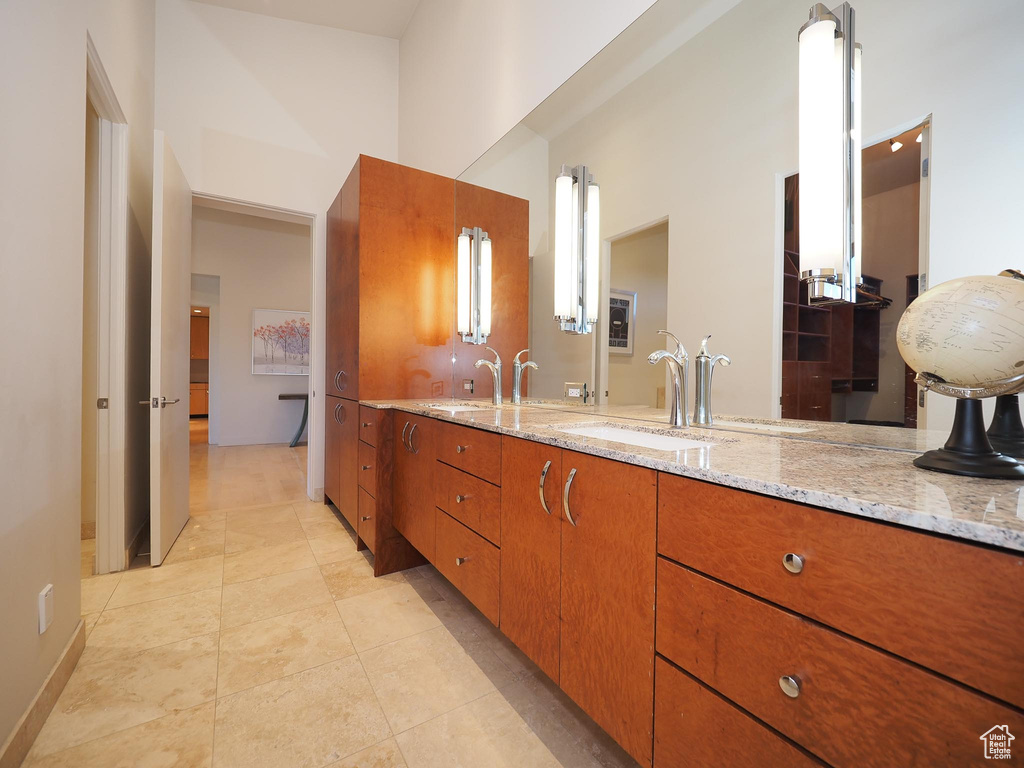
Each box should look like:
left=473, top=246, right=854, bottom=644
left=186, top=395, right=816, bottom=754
left=38, top=584, right=53, bottom=634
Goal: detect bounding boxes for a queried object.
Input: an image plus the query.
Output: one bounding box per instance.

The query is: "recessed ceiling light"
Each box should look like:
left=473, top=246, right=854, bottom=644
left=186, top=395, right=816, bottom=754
left=890, top=138, right=903, bottom=153
left=916, top=133, right=923, bottom=143
left=193, top=309, right=201, bottom=313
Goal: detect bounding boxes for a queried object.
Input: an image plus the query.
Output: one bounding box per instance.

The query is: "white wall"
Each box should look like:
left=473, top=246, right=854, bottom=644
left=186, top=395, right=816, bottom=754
left=608, top=224, right=669, bottom=406
left=398, top=0, right=657, bottom=179
left=192, top=207, right=312, bottom=445
left=541, top=0, right=1024, bottom=425
left=0, top=0, right=156, bottom=745
left=155, top=0, right=400, bottom=496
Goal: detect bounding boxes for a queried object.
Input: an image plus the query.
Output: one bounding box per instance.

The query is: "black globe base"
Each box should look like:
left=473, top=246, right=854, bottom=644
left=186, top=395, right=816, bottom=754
left=987, top=394, right=1024, bottom=460
left=914, top=398, right=1024, bottom=479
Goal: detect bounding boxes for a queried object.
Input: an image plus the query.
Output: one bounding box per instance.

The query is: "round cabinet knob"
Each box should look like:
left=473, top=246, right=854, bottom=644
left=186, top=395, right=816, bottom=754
left=455, top=557, right=469, bottom=566
left=779, top=675, right=802, bottom=698
left=361, top=465, right=371, bottom=471
left=361, top=422, right=371, bottom=428
left=456, top=445, right=467, bottom=454
left=455, top=495, right=467, bottom=504
left=360, top=516, right=371, bottom=522
left=782, top=553, right=804, bottom=574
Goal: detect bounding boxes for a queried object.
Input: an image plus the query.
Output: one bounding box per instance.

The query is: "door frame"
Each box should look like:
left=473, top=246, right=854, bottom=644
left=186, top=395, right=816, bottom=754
left=189, top=193, right=318, bottom=499
left=86, top=34, right=129, bottom=575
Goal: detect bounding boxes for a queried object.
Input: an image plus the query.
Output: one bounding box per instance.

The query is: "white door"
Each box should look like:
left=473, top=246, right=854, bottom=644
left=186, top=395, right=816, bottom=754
left=149, top=131, right=192, bottom=565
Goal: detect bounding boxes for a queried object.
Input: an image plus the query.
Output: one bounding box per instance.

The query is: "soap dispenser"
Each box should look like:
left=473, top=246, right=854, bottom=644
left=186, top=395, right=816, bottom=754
left=693, top=335, right=731, bottom=426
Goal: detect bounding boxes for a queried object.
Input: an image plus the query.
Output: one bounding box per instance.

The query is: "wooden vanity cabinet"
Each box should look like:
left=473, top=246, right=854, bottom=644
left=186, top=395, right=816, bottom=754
left=392, top=413, right=437, bottom=562
left=499, top=436, right=562, bottom=682
left=499, top=437, right=658, bottom=768
left=325, top=396, right=358, bottom=530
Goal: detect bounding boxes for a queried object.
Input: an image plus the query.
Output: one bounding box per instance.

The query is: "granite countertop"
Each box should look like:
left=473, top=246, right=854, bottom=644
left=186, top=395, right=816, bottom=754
left=361, top=398, right=1024, bottom=553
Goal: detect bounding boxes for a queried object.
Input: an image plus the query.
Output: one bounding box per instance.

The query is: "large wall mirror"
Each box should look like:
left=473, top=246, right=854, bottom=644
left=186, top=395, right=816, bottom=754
left=455, top=0, right=1023, bottom=435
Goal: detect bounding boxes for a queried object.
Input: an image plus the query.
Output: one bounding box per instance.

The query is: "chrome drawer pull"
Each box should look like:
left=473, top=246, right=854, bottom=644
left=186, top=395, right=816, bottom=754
left=408, top=423, right=419, bottom=454
left=562, top=468, right=578, bottom=527
left=782, top=553, right=804, bottom=574
left=401, top=421, right=411, bottom=451
left=455, top=556, right=469, bottom=566
left=360, top=515, right=371, bottom=522
left=538, top=460, right=552, bottom=515
left=455, top=494, right=469, bottom=504
left=334, top=403, right=346, bottom=424
left=779, top=675, right=802, bottom=698
left=361, top=465, right=371, bottom=471
left=456, top=444, right=467, bottom=454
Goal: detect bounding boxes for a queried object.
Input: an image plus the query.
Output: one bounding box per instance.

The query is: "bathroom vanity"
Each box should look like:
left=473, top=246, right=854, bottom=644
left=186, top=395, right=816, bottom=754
left=347, top=399, right=1024, bottom=768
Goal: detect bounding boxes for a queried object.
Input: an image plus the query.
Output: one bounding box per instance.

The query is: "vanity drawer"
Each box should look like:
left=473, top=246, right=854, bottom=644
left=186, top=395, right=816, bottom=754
left=359, top=405, right=380, bottom=447
left=358, top=440, right=376, bottom=497
left=357, top=488, right=376, bottom=554
left=654, top=658, right=823, bottom=768
left=437, top=421, right=501, bottom=484
left=656, top=558, right=1024, bottom=768
left=435, top=509, right=499, bottom=625
left=434, top=462, right=500, bottom=545
left=658, top=473, right=1024, bottom=708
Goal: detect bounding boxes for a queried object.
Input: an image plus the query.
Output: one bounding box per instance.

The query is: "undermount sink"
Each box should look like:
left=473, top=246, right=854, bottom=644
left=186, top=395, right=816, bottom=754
left=713, top=420, right=814, bottom=434
left=557, top=425, right=714, bottom=452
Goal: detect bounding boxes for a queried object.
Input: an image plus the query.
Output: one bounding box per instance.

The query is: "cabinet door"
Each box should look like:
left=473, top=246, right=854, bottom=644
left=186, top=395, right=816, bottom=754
left=499, top=436, right=561, bottom=682
left=559, top=450, right=657, bottom=767
left=392, top=414, right=436, bottom=561
left=324, top=395, right=342, bottom=507
left=326, top=174, right=358, bottom=399
left=336, top=398, right=359, bottom=530
left=189, top=387, right=203, bottom=416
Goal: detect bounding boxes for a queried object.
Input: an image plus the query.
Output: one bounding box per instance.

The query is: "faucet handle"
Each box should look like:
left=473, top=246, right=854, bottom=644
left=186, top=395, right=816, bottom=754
left=484, top=346, right=501, bottom=365
left=712, top=354, right=732, bottom=368
left=657, top=330, right=687, bottom=361
left=513, top=348, right=529, bottom=365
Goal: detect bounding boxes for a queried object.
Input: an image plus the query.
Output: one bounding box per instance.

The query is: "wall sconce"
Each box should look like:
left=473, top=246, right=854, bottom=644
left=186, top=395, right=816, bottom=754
left=798, top=3, right=862, bottom=304
left=457, top=226, right=492, bottom=344
left=554, top=164, right=600, bottom=334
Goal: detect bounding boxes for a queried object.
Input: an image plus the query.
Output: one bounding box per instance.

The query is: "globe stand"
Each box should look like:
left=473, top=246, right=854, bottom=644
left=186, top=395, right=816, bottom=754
left=987, top=394, right=1024, bottom=460
left=914, top=398, right=1024, bottom=478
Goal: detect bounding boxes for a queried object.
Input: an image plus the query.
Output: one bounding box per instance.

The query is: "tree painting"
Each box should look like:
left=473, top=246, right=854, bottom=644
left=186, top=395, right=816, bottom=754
left=252, top=310, right=311, bottom=375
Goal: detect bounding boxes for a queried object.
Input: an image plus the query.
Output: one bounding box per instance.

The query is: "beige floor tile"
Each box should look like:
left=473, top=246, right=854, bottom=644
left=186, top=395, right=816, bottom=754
left=306, top=531, right=361, bottom=566
left=328, top=738, right=407, bottom=768
left=80, top=572, right=121, bottom=614
left=106, top=555, right=223, bottom=608
left=80, top=538, right=96, bottom=578
left=225, top=503, right=297, bottom=527
left=22, top=702, right=215, bottom=768
left=164, top=516, right=228, bottom=564
left=298, top=513, right=348, bottom=538
left=395, top=692, right=561, bottom=768
left=222, top=539, right=316, bottom=585
left=224, top=520, right=306, bottom=554
left=337, top=582, right=443, bottom=651
left=320, top=552, right=406, bottom=601
left=217, top=603, right=355, bottom=696
left=81, top=588, right=222, bottom=665
left=221, top=566, right=332, bottom=628
left=82, top=612, right=101, bottom=638
left=360, top=626, right=499, bottom=733
left=292, top=500, right=340, bottom=521
left=213, top=656, right=391, bottom=768
left=28, top=634, right=218, bottom=758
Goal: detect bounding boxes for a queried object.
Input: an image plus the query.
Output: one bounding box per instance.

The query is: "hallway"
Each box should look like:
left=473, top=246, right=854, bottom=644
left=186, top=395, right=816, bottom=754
left=37, top=432, right=635, bottom=767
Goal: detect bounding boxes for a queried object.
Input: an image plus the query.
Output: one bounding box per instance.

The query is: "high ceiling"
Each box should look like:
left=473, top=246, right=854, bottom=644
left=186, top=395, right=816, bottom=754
left=188, top=0, right=421, bottom=39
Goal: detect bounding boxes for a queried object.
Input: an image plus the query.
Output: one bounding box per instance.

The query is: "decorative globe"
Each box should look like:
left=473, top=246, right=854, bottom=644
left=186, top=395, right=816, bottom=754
left=897, top=274, right=1024, bottom=392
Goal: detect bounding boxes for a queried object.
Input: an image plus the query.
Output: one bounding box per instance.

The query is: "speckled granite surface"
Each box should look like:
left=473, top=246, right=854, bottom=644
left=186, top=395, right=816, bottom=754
left=362, top=399, right=1024, bottom=552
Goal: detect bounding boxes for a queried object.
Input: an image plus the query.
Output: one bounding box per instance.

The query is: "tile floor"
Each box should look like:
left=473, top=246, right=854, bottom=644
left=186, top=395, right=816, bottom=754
left=31, top=422, right=637, bottom=767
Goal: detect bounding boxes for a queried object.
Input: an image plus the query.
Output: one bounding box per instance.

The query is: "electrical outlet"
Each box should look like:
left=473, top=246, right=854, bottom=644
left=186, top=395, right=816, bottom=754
left=564, top=382, right=585, bottom=402
left=431, top=381, right=444, bottom=397
left=38, top=584, right=53, bottom=634
left=462, top=379, right=474, bottom=394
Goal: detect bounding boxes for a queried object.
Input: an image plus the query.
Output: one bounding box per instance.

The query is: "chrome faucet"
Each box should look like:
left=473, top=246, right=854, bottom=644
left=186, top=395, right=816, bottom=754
left=648, top=330, right=689, bottom=428
left=512, top=348, right=538, bottom=405
left=474, top=346, right=503, bottom=405
left=693, top=335, right=731, bottom=426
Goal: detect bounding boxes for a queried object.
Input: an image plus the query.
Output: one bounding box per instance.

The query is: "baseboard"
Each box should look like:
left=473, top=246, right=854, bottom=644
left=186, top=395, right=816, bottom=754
left=80, top=521, right=95, bottom=540
left=126, top=520, right=149, bottom=568
left=0, top=619, right=86, bottom=768
left=311, top=486, right=324, bottom=503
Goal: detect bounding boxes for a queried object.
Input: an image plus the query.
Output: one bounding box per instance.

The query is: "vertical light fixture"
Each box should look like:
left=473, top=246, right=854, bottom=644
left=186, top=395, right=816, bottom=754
left=554, top=164, right=600, bottom=333
left=457, top=226, right=492, bottom=344
left=798, top=3, right=861, bottom=304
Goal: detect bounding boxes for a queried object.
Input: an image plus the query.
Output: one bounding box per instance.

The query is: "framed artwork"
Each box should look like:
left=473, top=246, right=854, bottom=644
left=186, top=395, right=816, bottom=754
left=608, top=289, right=637, bottom=356
left=252, top=309, right=311, bottom=375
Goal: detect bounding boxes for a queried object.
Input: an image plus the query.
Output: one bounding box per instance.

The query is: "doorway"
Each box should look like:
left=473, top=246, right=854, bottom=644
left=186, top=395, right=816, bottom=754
left=779, top=119, right=930, bottom=427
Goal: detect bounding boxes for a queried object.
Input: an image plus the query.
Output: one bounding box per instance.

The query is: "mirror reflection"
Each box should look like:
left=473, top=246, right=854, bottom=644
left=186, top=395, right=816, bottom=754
left=455, top=0, right=1019, bottom=444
